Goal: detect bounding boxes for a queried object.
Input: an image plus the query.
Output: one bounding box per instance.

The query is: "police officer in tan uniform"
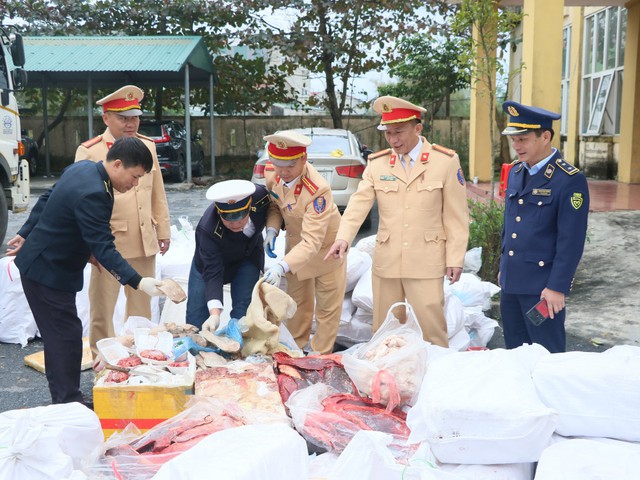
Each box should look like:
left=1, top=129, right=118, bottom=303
left=262, top=131, right=346, bottom=354
left=75, top=85, right=171, bottom=357
left=325, top=96, right=469, bottom=347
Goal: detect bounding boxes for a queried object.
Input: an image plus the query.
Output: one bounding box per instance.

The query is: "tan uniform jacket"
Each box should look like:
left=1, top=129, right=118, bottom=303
left=337, top=137, right=469, bottom=279
left=265, top=162, right=344, bottom=280
left=74, top=129, right=171, bottom=259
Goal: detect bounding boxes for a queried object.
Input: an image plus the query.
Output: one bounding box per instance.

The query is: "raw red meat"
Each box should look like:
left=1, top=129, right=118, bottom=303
left=300, top=393, right=410, bottom=453
left=168, top=361, right=189, bottom=367
left=105, top=370, right=130, bottom=383
left=117, top=356, right=142, bottom=368
left=273, top=352, right=357, bottom=404
left=139, top=349, right=167, bottom=361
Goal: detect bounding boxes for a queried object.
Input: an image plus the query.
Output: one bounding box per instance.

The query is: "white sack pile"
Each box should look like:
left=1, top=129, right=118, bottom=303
left=337, top=239, right=499, bottom=350
left=0, top=403, right=102, bottom=480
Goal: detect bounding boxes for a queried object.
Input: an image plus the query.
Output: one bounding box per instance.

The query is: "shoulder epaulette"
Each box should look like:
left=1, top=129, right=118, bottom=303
left=80, top=135, right=102, bottom=148
left=253, top=193, right=270, bottom=210
left=264, top=162, right=275, bottom=172
left=510, top=159, right=521, bottom=165
left=367, top=148, right=392, bottom=161
left=432, top=144, right=456, bottom=157
left=555, top=158, right=579, bottom=175
left=301, top=176, right=319, bottom=195
left=136, top=133, right=153, bottom=142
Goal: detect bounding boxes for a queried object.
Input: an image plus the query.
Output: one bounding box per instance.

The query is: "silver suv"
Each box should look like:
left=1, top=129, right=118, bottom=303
left=251, top=127, right=372, bottom=213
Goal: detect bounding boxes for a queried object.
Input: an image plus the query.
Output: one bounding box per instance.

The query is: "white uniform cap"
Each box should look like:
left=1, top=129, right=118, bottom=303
left=372, top=95, right=426, bottom=131
left=96, top=85, right=144, bottom=117
left=264, top=130, right=312, bottom=167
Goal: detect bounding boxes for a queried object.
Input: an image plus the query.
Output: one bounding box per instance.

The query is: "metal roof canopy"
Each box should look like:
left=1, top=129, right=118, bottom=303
left=23, top=35, right=218, bottom=181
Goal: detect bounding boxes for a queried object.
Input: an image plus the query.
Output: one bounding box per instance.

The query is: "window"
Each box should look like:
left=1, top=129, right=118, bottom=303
left=581, top=7, right=627, bottom=135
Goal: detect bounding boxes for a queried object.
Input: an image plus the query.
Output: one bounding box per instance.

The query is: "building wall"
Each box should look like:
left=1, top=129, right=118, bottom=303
left=21, top=115, right=470, bottom=174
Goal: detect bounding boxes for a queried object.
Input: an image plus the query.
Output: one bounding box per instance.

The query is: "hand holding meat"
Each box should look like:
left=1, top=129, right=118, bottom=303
left=138, top=277, right=163, bottom=296
left=202, top=314, right=221, bottom=333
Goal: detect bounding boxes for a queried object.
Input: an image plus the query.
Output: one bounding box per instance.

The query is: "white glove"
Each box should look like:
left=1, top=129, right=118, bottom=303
left=202, top=314, right=221, bottom=333
left=138, top=277, right=163, bottom=297
left=264, top=230, right=277, bottom=259
left=264, top=264, right=285, bottom=286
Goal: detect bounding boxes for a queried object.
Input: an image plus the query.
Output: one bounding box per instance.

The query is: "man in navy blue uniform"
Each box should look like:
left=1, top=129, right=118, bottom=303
left=499, top=101, right=589, bottom=353
left=185, top=179, right=270, bottom=332
left=5, top=137, right=165, bottom=405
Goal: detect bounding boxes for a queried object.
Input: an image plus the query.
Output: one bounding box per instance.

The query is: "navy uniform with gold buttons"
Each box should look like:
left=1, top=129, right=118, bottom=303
left=186, top=180, right=271, bottom=329
left=499, top=101, right=589, bottom=353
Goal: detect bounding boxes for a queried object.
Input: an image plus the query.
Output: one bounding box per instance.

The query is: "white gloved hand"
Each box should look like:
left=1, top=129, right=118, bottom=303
left=264, top=230, right=278, bottom=259
left=138, top=277, right=163, bottom=297
left=202, top=314, right=221, bottom=333
left=264, top=264, right=285, bottom=286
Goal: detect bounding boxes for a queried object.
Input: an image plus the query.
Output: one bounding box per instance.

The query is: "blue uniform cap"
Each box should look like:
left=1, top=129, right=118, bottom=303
left=206, top=180, right=256, bottom=222
left=502, top=101, right=561, bottom=135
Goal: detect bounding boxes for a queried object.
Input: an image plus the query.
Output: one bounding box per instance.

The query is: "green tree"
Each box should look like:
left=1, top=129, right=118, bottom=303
left=243, top=0, right=429, bottom=128
left=3, top=0, right=295, bottom=127
left=451, top=0, right=522, bottom=199
left=378, top=35, right=470, bottom=125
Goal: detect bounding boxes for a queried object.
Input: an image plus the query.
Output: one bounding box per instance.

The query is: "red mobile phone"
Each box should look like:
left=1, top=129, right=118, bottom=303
left=526, top=299, right=550, bottom=326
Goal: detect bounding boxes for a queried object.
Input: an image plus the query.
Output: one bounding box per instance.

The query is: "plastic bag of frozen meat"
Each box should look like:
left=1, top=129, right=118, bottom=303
left=342, top=302, right=427, bottom=412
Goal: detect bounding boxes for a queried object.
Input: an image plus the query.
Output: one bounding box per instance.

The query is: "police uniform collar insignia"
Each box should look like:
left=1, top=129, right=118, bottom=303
left=421, top=152, right=429, bottom=163
left=545, top=164, right=555, bottom=179
left=214, top=220, right=224, bottom=238
left=571, top=192, right=584, bottom=210
left=254, top=194, right=270, bottom=208
left=389, top=154, right=397, bottom=166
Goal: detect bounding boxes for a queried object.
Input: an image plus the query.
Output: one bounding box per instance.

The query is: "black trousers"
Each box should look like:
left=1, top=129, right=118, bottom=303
left=21, top=275, right=84, bottom=404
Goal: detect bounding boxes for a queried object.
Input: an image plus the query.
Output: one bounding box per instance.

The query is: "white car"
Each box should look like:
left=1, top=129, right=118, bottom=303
left=251, top=127, right=372, bottom=216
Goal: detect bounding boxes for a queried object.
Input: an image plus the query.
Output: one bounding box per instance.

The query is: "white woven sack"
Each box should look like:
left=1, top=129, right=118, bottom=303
left=406, top=343, right=557, bottom=464
left=345, top=248, right=372, bottom=292
left=532, top=345, right=640, bottom=441
left=351, top=266, right=373, bottom=313
left=535, top=438, right=640, bottom=480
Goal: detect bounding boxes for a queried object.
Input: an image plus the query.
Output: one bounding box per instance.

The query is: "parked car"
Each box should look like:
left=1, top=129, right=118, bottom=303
left=20, top=129, right=39, bottom=177
left=252, top=127, right=373, bottom=226
left=138, top=120, right=205, bottom=182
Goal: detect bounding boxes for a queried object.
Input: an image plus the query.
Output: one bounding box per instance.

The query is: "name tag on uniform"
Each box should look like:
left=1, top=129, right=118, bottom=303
left=379, top=175, right=397, bottom=181
left=532, top=189, right=551, bottom=196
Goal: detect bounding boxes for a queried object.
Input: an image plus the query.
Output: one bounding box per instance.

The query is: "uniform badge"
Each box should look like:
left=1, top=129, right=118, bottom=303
left=379, top=175, right=397, bottom=181
left=570, top=192, right=584, bottom=210
left=421, top=152, right=429, bottom=163
left=545, top=164, right=555, bottom=178
left=532, top=189, right=551, bottom=196
left=313, top=196, right=326, bottom=214
left=508, top=105, right=519, bottom=116
left=457, top=168, right=465, bottom=186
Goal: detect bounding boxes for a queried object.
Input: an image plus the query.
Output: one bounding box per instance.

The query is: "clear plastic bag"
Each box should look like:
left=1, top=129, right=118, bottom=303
left=341, top=302, right=427, bottom=411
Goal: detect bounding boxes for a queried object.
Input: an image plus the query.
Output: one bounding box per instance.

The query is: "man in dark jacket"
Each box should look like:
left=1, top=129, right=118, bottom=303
left=6, top=137, right=164, bottom=405
left=186, top=179, right=270, bottom=332
left=499, top=101, right=590, bottom=353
